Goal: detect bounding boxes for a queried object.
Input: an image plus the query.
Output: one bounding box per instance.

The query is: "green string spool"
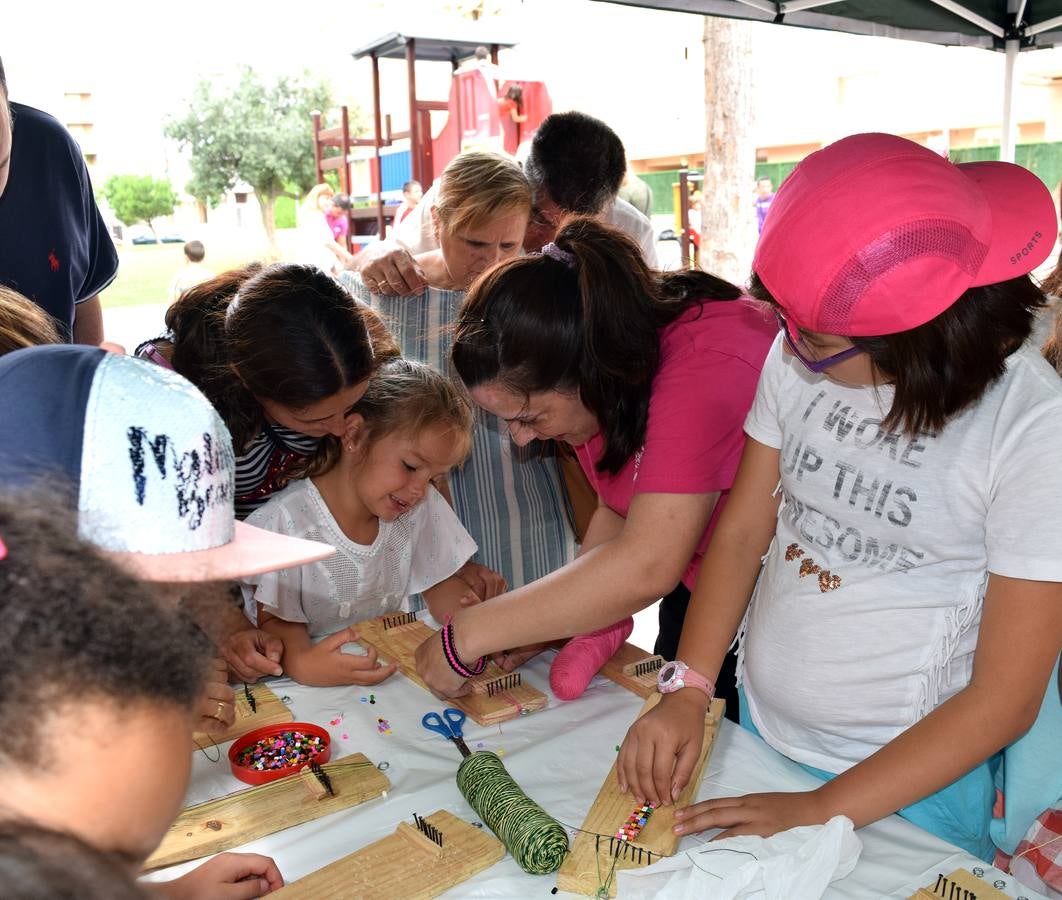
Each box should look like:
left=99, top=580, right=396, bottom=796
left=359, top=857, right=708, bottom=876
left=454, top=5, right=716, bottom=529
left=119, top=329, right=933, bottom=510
left=456, top=750, right=569, bottom=875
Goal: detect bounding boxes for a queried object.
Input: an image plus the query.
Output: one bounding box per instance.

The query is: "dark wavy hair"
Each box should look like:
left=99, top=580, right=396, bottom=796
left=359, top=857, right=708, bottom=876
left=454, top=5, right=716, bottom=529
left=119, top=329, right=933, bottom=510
left=524, top=112, right=626, bottom=215
left=453, top=217, right=742, bottom=474
left=1045, top=315, right=1062, bottom=375
left=0, top=820, right=148, bottom=898
left=748, top=271, right=1045, bottom=436
left=0, top=491, right=213, bottom=768
left=160, top=263, right=399, bottom=452
left=304, top=357, right=475, bottom=477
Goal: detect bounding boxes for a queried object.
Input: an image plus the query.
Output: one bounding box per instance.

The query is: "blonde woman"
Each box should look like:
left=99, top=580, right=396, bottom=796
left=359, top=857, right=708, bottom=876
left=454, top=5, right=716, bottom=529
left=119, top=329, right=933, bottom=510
left=297, top=183, right=344, bottom=274
left=343, top=151, right=576, bottom=601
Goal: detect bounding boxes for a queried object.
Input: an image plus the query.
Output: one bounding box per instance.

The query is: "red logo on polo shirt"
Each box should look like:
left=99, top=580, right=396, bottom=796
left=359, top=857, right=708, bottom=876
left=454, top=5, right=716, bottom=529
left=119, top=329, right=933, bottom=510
left=48, top=250, right=60, bottom=272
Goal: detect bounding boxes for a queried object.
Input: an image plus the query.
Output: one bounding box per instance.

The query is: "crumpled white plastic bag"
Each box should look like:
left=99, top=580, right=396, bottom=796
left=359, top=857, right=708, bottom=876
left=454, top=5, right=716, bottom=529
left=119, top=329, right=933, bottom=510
left=615, top=815, right=863, bottom=900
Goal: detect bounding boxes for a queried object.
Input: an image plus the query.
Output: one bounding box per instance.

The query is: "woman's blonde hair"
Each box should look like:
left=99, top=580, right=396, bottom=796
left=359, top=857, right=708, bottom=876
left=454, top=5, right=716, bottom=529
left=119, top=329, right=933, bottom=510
left=306, top=358, right=474, bottom=477
left=434, top=150, right=531, bottom=237
left=303, top=182, right=334, bottom=211
left=0, top=286, right=61, bottom=356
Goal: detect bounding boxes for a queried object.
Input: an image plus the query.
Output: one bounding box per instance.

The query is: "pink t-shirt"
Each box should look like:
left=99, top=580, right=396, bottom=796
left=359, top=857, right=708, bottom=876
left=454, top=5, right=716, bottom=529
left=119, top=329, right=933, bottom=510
left=574, top=298, right=775, bottom=589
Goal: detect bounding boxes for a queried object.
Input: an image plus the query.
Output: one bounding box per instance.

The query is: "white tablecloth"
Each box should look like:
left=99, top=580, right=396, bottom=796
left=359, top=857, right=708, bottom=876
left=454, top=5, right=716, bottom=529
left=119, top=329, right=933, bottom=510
left=145, top=654, right=1042, bottom=899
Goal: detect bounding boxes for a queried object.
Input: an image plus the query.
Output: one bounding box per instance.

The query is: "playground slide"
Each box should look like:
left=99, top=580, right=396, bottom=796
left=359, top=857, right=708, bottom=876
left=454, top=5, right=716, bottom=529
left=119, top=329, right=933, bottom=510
left=431, top=69, right=553, bottom=177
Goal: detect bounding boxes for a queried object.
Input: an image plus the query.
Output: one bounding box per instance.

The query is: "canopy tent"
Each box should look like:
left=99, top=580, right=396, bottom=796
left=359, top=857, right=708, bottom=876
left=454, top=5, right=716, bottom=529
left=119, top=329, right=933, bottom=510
left=591, top=1, right=1062, bottom=160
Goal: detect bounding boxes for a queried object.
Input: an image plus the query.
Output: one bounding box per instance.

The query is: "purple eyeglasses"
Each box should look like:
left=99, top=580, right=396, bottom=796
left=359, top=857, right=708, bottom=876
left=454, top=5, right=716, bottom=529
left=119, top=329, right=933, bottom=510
left=773, top=309, right=863, bottom=374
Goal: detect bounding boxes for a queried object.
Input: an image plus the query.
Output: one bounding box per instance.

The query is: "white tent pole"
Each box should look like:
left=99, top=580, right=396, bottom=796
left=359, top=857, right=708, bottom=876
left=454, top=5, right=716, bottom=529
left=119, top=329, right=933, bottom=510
left=1027, top=13, right=1062, bottom=36
left=732, top=0, right=779, bottom=15
left=925, top=0, right=1005, bottom=38
left=1001, top=37, right=1019, bottom=163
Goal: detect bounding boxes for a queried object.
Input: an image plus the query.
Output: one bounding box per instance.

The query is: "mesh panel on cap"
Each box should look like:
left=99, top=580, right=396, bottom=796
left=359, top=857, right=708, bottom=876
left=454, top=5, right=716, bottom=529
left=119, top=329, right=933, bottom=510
left=820, top=219, right=989, bottom=333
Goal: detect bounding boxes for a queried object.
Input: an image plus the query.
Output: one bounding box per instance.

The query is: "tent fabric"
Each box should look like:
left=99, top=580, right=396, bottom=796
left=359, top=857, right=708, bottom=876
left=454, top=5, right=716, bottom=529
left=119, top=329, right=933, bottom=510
left=593, top=1, right=1062, bottom=50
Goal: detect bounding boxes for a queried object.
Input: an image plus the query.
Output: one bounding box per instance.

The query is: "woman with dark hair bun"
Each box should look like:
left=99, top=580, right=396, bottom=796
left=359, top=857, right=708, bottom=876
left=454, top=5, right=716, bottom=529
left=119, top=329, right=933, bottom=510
left=138, top=262, right=399, bottom=520
left=415, top=216, right=776, bottom=709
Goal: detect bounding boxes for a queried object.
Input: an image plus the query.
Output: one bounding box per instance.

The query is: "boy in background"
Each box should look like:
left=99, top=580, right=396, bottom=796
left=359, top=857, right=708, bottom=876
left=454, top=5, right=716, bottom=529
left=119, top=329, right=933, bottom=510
left=168, top=240, right=214, bottom=303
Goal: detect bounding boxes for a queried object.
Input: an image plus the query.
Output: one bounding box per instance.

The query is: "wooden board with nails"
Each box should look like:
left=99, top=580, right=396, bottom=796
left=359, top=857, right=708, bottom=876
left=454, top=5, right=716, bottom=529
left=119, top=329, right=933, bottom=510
left=192, top=681, right=293, bottom=747
left=908, top=869, right=1010, bottom=900
left=599, top=643, right=664, bottom=698
left=270, top=809, right=505, bottom=900
left=555, top=693, right=726, bottom=897
left=143, top=753, right=389, bottom=871
left=355, top=613, right=548, bottom=726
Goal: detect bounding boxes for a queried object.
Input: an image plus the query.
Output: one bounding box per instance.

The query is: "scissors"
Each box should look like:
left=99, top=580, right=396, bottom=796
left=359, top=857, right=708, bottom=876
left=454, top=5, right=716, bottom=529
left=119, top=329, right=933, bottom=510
left=421, top=707, right=472, bottom=758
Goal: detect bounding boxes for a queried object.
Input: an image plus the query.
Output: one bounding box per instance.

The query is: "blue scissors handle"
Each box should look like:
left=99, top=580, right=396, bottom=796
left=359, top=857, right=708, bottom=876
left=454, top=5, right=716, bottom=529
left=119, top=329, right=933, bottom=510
left=441, top=707, right=466, bottom=737
left=421, top=708, right=471, bottom=757
left=421, top=707, right=466, bottom=738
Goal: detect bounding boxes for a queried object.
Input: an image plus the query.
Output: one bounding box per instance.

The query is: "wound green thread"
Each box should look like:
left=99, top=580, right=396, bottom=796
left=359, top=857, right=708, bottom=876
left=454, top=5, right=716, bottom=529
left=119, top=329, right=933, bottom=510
left=456, top=750, right=568, bottom=875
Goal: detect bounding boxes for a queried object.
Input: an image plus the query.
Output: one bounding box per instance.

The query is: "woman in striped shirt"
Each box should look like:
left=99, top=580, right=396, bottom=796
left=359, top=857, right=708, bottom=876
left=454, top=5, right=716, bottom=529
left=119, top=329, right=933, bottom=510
left=343, top=151, right=577, bottom=596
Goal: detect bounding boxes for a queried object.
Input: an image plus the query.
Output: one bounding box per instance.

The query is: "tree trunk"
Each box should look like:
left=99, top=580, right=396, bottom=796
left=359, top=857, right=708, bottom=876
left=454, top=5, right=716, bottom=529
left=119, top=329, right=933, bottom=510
left=257, top=191, right=281, bottom=260
left=701, top=17, right=757, bottom=285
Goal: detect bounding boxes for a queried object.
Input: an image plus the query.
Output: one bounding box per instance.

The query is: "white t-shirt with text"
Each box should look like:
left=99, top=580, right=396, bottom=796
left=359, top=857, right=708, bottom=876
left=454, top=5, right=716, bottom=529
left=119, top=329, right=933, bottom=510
left=740, top=335, right=1062, bottom=774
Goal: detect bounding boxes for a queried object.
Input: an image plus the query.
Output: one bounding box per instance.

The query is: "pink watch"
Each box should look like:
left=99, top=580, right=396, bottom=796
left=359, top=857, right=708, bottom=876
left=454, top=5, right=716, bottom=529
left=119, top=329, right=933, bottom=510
left=656, top=660, right=715, bottom=700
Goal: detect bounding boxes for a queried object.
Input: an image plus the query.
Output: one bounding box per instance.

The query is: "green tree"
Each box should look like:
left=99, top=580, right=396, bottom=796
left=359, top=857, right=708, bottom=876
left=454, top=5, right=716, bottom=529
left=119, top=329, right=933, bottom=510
left=166, top=67, right=334, bottom=255
left=102, top=174, right=177, bottom=236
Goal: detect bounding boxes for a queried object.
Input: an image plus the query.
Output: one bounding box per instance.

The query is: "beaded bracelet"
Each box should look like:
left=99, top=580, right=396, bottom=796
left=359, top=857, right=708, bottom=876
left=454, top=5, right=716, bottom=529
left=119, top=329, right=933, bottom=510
left=441, top=620, right=487, bottom=678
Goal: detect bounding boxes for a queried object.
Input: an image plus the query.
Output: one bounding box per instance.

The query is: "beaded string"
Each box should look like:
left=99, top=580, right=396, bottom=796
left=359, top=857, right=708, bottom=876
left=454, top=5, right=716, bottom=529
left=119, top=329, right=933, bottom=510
left=456, top=750, right=568, bottom=875
left=193, top=734, right=221, bottom=763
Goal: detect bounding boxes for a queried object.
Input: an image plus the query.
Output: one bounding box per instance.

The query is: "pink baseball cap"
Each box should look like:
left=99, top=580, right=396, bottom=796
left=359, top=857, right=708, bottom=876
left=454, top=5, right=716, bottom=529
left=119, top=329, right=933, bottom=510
left=753, top=132, right=1057, bottom=336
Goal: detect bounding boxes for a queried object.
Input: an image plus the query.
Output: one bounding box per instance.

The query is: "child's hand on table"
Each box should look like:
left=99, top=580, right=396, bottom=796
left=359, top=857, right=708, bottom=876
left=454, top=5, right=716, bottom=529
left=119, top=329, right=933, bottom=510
left=617, top=689, right=709, bottom=808
left=672, top=789, right=826, bottom=840
left=285, top=626, right=398, bottom=688
left=153, top=852, right=284, bottom=899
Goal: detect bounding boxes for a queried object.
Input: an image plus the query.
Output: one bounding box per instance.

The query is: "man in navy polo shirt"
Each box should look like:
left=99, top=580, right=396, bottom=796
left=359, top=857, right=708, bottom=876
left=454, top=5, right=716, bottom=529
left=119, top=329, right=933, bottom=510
left=0, top=57, right=117, bottom=343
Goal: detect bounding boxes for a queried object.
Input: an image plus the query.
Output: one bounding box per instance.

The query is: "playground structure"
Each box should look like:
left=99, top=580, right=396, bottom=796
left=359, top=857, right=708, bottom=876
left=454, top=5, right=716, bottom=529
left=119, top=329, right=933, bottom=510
left=312, top=31, right=552, bottom=249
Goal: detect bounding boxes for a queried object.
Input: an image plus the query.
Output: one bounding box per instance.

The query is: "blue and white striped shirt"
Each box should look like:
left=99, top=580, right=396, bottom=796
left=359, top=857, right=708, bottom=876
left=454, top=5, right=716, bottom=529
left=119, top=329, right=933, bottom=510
left=342, top=271, right=575, bottom=589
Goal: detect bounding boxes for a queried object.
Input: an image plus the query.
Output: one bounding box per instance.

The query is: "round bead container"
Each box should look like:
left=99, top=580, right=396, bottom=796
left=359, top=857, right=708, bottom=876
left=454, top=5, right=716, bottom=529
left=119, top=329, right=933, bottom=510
left=228, top=722, right=331, bottom=786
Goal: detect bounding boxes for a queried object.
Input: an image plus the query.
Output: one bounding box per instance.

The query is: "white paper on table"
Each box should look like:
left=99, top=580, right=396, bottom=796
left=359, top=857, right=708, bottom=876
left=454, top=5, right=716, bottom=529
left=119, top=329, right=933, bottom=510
left=615, top=815, right=862, bottom=900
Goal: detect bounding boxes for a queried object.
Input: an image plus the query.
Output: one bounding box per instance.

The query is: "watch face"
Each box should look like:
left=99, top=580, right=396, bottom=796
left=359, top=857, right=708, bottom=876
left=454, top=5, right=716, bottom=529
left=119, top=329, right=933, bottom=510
left=658, top=661, right=681, bottom=689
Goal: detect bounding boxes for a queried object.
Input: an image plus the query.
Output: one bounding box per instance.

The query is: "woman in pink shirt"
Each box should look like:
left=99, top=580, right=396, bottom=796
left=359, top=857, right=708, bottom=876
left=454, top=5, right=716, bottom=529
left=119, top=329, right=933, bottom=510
left=415, top=217, right=776, bottom=713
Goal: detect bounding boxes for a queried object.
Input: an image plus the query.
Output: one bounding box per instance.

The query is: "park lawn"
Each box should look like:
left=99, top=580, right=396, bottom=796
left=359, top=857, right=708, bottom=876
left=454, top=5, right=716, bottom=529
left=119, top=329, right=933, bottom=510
left=100, top=229, right=301, bottom=310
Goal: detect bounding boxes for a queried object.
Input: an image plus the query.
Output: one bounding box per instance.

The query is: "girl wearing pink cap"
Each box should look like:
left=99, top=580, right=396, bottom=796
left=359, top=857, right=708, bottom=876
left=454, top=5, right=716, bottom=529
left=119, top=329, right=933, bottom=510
left=618, top=133, right=1062, bottom=860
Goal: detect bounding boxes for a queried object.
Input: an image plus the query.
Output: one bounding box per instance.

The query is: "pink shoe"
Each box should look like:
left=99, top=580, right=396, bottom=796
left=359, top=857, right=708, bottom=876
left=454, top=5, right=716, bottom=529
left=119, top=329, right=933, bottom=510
left=550, top=616, right=634, bottom=701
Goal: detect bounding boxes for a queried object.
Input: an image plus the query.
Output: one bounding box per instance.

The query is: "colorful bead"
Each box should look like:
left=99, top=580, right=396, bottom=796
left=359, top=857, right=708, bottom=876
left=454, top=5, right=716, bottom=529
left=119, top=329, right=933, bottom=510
left=235, top=731, right=326, bottom=771
left=614, top=802, right=656, bottom=842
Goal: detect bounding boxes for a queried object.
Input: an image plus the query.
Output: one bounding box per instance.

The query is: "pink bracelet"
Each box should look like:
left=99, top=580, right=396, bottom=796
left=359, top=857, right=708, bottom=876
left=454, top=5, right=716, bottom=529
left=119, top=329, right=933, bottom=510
left=440, top=620, right=486, bottom=678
